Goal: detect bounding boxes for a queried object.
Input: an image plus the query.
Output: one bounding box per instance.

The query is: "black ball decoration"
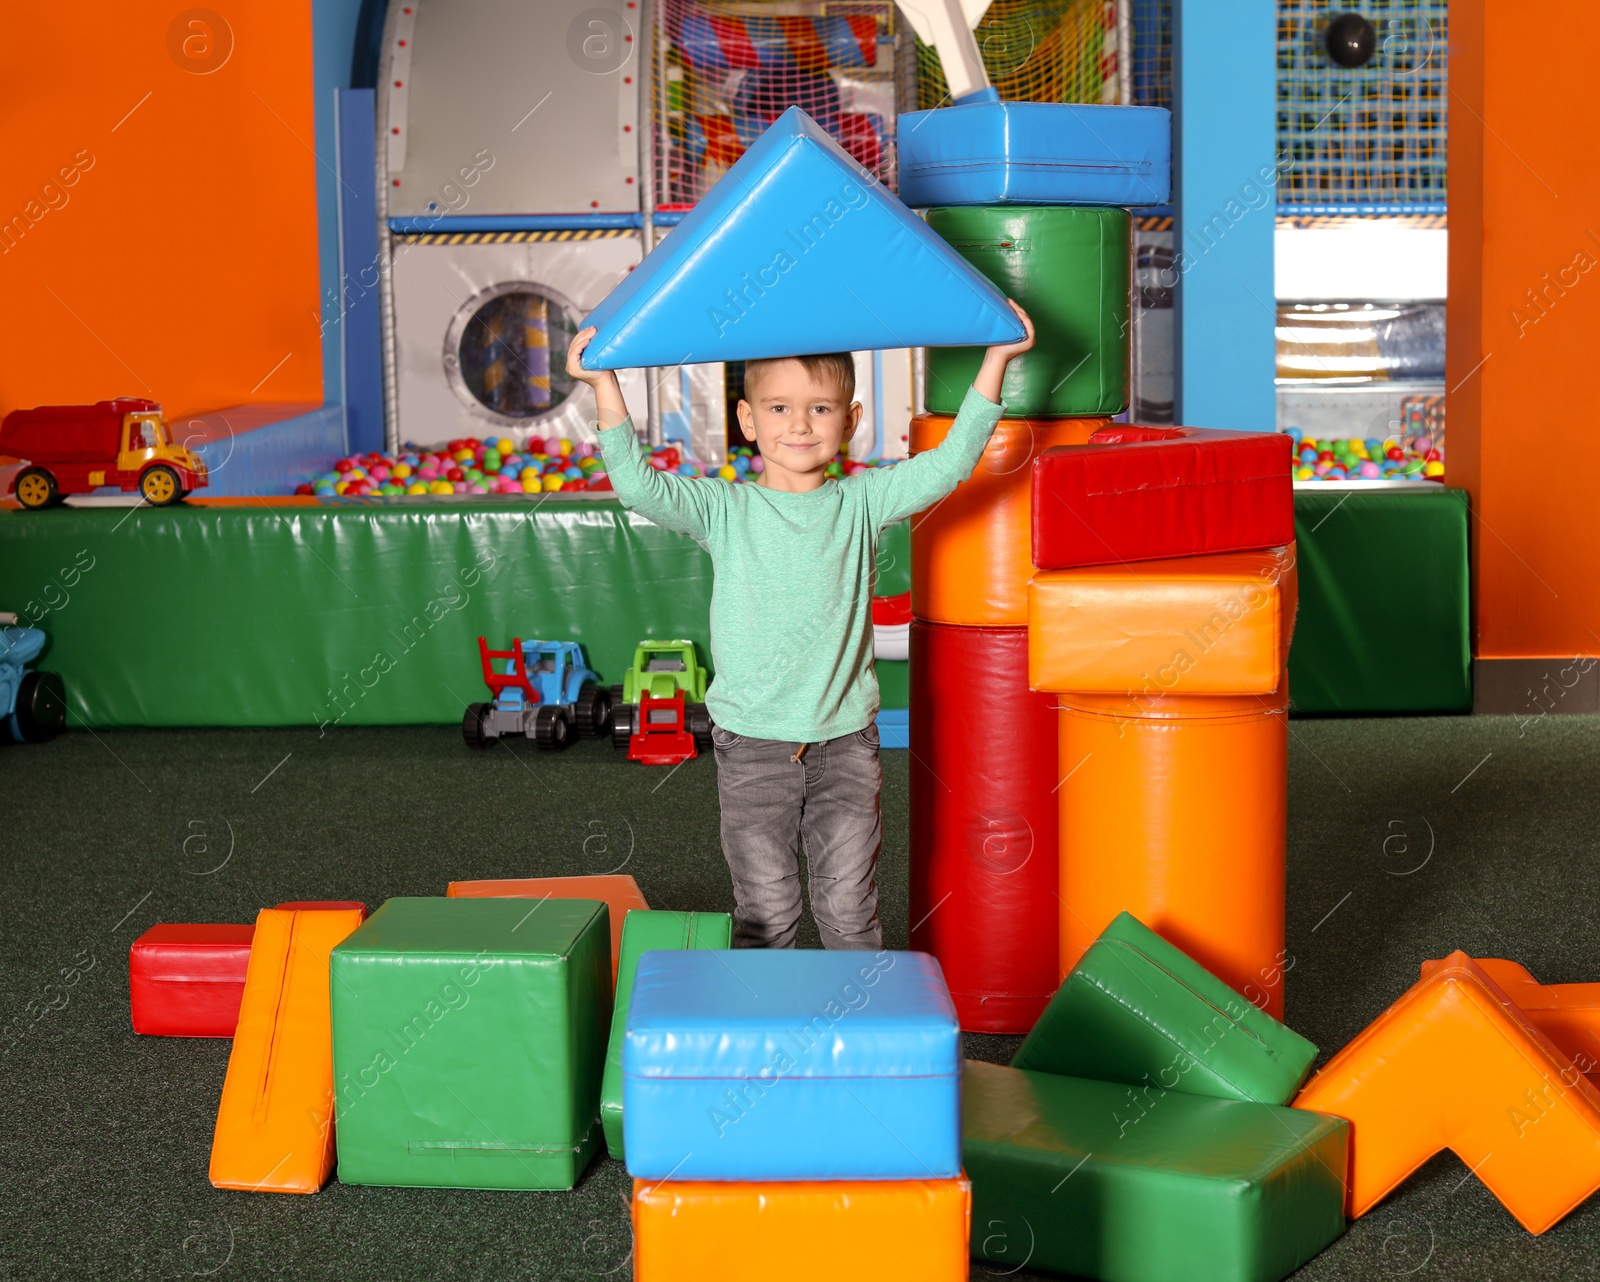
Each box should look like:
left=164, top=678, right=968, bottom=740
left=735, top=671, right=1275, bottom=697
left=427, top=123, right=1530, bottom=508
left=1326, top=12, right=1377, bottom=68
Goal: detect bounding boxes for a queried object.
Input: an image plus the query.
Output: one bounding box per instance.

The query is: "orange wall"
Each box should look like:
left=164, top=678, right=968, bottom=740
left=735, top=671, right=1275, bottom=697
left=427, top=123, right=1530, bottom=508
left=1448, top=1, right=1600, bottom=658
left=0, top=4, right=322, bottom=421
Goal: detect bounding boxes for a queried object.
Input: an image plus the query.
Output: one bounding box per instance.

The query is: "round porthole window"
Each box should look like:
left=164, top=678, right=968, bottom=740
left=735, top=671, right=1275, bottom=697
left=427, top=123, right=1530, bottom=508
left=443, top=282, right=582, bottom=424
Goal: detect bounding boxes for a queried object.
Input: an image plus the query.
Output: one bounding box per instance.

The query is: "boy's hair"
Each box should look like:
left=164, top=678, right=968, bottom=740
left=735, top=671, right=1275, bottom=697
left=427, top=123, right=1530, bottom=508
left=743, top=352, right=855, bottom=402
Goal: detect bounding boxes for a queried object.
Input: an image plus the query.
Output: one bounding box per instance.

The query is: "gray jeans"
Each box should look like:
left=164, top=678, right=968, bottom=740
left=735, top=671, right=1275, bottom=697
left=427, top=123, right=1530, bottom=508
left=711, top=723, right=884, bottom=950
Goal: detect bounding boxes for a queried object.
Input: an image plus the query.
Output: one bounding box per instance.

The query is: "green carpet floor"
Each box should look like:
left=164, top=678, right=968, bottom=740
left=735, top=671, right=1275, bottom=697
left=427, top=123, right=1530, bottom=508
left=5, top=715, right=1600, bottom=1280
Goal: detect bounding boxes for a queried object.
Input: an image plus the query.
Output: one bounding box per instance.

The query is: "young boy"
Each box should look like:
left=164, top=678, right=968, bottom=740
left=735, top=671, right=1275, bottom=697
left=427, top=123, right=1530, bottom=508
left=566, top=302, right=1034, bottom=950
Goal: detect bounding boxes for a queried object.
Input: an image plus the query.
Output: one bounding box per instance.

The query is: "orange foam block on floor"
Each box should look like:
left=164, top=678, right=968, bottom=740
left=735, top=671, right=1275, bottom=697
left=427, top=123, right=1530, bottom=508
left=633, top=1177, right=970, bottom=1282
left=1295, top=951, right=1600, bottom=1232
left=445, top=874, right=647, bottom=984
left=1421, top=956, right=1600, bottom=1080
left=208, top=907, right=364, bottom=1193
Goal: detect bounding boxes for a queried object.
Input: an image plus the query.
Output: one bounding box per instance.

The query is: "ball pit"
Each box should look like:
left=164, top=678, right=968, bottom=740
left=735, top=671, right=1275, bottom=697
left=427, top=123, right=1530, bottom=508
left=297, top=437, right=895, bottom=499
left=1283, top=427, right=1444, bottom=483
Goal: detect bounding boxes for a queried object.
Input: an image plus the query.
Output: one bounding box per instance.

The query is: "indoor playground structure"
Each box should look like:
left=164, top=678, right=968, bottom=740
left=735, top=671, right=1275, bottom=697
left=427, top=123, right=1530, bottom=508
left=6, top=2, right=1600, bottom=1281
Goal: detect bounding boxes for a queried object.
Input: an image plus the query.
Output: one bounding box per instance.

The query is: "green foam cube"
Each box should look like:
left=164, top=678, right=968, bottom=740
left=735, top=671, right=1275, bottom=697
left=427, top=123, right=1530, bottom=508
left=330, top=896, right=611, bottom=1190
left=601, top=909, right=732, bottom=1161
left=964, top=1060, right=1348, bottom=1282
left=1012, top=911, right=1317, bottom=1104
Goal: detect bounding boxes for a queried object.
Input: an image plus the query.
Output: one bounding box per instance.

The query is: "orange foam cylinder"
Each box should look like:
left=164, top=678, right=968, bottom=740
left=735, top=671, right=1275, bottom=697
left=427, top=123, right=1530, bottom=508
left=1420, top=957, right=1600, bottom=1079
left=1296, top=952, right=1600, bottom=1232
left=445, top=874, right=647, bottom=984
left=1029, top=546, right=1297, bottom=697
left=910, top=414, right=1108, bottom=626
left=1056, top=684, right=1289, bottom=1015
left=208, top=907, right=364, bottom=1193
left=633, top=1176, right=971, bottom=1281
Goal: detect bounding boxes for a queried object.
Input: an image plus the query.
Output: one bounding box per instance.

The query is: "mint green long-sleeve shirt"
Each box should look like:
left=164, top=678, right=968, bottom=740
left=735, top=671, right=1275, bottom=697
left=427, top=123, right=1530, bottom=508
left=596, top=385, right=1004, bottom=743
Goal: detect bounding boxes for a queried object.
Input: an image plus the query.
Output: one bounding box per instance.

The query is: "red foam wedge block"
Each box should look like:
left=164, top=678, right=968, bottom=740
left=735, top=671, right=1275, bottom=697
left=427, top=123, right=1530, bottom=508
left=1032, top=426, right=1293, bottom=570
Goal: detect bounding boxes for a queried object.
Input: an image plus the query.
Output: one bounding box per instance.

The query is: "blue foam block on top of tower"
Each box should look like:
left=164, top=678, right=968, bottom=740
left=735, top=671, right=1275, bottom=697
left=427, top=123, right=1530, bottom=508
left=622, top=949, right=961, bottom=1180
left=579, top=107, right=1025, bottom=370
left=897, top=101, right=1172, bottom=208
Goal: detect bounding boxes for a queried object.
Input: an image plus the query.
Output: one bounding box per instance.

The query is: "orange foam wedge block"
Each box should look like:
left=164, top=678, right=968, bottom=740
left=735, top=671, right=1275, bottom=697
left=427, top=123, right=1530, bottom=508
left=1420, top=957, right=1600, bottom=1079
left=209, top=907, right=364, bottom=1193
left=1028, top=545, right=1297, bottom=697
left=633, top=1176, right=970, bottom=1282
left=1295, top=951, right=1600, bottom=1232
left=911, top=414, right=1108, bottom=627
left=445, top=874, right=647, bottom=984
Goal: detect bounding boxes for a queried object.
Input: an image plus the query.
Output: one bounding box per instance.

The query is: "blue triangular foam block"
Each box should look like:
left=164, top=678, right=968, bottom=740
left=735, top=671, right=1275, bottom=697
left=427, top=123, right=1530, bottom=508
left=581, top=107, right=1025, bottom=369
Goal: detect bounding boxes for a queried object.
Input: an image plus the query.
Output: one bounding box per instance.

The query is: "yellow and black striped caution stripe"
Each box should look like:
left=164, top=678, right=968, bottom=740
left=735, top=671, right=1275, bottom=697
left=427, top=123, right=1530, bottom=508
left=398, top=228, right=637, bottom=246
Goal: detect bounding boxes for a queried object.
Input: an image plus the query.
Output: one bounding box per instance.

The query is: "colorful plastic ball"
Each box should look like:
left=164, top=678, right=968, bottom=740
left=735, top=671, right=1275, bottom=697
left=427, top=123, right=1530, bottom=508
left=1294, top=466, right=1314, bottom=481
left=447, top=467, right=464, bottom=483
left=749, top=456, right=764, bottom=473
left=1424, top=461, right=1445, bottom=478
left=556, top=439, right=573, bottom=456
left=733, top=456, right=750, bottom=473
left=522, top=478, right=541, bottom=493
left=1285, top=428, right=1302, bottom=445
left=543, top=474, right=565, bottom=491
left=404, top=482, right=425, bottom=495
left=1358, top=461, right=1380, bottom=479
left=424, top=480, right=448, bottom=495
left=717, top=464, right=737, bottom=480
left=521, top=466, right=540, bottom=481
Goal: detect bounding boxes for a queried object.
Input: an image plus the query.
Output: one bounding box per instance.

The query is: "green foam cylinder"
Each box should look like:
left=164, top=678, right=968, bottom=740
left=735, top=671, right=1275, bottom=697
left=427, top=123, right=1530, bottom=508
left=330, top=896, right=612, bottom=1190
left=964, top=1060, right=1348, bottom=1282
left=601, top=909, right=732, bottom=1161
left=1012, top=911, right=1317, bottom=1104
left=923, top=205, right=1130, bottom=417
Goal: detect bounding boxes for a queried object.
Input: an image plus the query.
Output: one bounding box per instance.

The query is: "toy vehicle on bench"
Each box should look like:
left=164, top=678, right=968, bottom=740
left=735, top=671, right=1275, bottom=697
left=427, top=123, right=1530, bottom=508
left=0, top=399, right=207, bottom=509
left=463, top=637, right=610, bottom=751
left=610, top=639, right=714, bottom=762
left=1, top=613, right=66, bottom=743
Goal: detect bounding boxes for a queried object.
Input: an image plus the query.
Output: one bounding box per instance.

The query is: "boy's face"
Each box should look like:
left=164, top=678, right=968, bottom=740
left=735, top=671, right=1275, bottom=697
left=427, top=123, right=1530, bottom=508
left=736, top=360, right=862, bottom=491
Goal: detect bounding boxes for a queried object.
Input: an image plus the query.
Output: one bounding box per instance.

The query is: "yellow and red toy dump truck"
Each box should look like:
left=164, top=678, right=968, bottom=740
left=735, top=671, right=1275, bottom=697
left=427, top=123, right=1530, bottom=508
left=1, top=398, right=207, bottom=509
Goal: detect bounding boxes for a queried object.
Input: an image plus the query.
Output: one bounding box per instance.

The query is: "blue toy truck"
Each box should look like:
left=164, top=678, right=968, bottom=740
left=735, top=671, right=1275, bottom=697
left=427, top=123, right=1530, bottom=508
left=1, top=613, right=66, bottom=743
left=463, top=637, right=610, bottom=751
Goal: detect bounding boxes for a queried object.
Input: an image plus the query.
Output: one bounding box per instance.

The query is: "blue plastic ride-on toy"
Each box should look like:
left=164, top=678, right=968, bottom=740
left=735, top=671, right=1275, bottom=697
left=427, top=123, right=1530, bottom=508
left=463, top=637, right=611, bottom=751
left=1, top=612, right=66, bottom=743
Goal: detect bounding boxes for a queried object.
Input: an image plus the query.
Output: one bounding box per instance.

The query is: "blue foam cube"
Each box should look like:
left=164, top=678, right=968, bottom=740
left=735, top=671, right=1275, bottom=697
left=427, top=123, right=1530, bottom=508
left=897, top=101, right=1172, bottom=208
left=623, top=950, right=960, bottom=1180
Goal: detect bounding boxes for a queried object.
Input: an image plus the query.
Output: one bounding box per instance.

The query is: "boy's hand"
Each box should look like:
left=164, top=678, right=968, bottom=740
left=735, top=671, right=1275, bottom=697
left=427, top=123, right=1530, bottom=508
left=566, top=326, right=629, bottom=429
left=566, top=327, right=617, bottom=389
left=973, top=299, right=1035, bottom=404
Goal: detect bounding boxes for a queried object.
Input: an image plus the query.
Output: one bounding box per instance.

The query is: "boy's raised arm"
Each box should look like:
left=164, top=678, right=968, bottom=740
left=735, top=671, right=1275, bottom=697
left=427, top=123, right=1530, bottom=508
left=567, top=327, right=722, bottom=542
left=860, top=300, right=1035, bottom=529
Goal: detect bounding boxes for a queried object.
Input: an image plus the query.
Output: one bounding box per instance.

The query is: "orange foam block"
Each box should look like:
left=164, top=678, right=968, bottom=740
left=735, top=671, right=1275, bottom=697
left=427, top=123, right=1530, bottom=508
left=1295, top=951, right=1600, bottom=1232
left=208, top=907, right=364, bottom=1193
left=1420, top=957, right=1600, bottom=1079
left=445, top=874, right=647, bottom=984
left=633, top=1176, right=970, bottom=1282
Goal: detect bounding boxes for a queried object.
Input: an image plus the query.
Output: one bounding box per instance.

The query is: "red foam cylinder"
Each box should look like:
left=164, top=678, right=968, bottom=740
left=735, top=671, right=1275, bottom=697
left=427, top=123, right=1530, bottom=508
left=909, top=621, right=1060, bottom=1033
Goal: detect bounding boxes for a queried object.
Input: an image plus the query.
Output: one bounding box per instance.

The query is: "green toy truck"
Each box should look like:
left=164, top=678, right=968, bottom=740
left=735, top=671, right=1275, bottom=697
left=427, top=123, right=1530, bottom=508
left=610, top=639, right=713, bottom=752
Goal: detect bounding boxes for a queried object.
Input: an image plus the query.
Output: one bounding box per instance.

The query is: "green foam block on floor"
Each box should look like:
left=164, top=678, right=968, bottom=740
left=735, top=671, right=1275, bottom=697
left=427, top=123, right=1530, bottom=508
left=330, top=896, right=612, bottom=1190
left=601, top=909, right=732, bottom=1161
left=1012, top=911, right=1317, bottom=1104
left=964, top=1060, right=1348, bottom=1282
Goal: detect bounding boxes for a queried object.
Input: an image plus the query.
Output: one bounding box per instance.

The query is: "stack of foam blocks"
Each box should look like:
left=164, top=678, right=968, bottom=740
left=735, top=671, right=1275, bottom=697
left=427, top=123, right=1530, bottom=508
left=622, top=950, right=969, bottom=1281
left=1028, top=426, right=1296, bottom=1010
left=896, top=99, right=1173, bottom=1032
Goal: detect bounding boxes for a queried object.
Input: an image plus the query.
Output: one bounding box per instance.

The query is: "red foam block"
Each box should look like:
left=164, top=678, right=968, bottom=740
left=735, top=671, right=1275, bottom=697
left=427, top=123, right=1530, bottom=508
left=1031, top=426, right=1293, bottom=570
left=129, top=924, right=255, bottom=1038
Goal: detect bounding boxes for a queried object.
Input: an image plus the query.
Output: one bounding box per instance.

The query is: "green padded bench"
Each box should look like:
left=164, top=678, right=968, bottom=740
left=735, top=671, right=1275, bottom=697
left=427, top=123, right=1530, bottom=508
left=1013, top=911, right=1317, bottom=1104
left=1289, top=486, right=1471, bottom=713
left=330, top=896, right=611, bottom=1190
left=964, top=1060, right=1348, bottom=1282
